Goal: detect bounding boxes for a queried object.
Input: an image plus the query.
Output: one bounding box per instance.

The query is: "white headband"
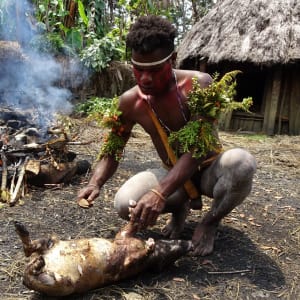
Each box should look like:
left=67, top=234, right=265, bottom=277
left=131, top=51, right=174, bottom=67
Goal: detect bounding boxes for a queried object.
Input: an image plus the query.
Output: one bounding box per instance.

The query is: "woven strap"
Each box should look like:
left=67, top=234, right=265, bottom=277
left=145, top=102, right=200, bottom=200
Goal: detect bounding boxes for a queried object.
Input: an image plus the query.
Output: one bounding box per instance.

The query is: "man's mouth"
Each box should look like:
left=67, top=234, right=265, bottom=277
left=140, top=86, right=154, bottom=94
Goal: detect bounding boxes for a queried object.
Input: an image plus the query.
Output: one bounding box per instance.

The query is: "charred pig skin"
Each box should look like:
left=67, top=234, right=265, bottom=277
left=14, top=221, right=192, bottom=296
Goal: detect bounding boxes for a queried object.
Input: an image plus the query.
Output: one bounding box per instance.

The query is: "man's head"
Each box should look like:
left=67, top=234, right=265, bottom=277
left=126, top=15, right=177, bottom=56
left=126, top=16, right=177, bottom=95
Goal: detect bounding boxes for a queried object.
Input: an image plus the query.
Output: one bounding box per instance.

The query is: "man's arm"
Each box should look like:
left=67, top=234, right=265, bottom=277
left=77, top=98, right=134, bottom=206
left=77, top=155, right=120, bottom=205
left=154, top=152, right=202, bottom=198
left=129, top=151, right=209, bottom=229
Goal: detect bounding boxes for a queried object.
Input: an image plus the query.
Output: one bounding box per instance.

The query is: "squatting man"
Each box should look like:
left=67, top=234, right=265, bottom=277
left=77, top=15, right=257, bottom=256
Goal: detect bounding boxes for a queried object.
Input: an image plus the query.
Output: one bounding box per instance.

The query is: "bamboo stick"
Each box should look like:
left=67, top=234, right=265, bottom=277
left=0, top=151, right=10, bottom=202
left=10, top=157, right=29, bottom=206
left=1, top=151, right=8, bottom=191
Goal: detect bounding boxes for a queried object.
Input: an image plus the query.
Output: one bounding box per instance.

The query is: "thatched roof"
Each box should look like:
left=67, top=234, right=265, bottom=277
left=177, top=0, right=300, bottom=67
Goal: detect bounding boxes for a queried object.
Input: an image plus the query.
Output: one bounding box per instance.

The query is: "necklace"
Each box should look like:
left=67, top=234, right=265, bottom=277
left=145, top=71, right=188, bottom=133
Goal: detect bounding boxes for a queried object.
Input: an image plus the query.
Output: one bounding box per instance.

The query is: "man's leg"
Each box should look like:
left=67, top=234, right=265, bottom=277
left=193, top=148, right=257, bottom=256
left=114, top=168, right=189, bottom=238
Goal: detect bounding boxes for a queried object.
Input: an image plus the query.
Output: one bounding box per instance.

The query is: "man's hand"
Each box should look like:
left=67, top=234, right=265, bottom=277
left=129, top=191, right=166, bottom=230
left=77, top=184, right=100, bottom=208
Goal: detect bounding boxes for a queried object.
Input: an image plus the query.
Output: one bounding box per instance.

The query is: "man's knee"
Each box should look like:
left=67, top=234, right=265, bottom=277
left=220, top=148, right=256, bottom=182
left=114, top=193, right=130, bottom=220
left=114, top=169, right=165, bottom=220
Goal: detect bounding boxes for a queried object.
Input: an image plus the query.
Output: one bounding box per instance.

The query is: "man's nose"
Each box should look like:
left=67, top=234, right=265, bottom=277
left=140, top=71, right=152, bottom=85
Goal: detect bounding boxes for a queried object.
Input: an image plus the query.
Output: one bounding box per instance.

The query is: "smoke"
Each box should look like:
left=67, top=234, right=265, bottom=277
left=0, top=0, right=74, bottom=131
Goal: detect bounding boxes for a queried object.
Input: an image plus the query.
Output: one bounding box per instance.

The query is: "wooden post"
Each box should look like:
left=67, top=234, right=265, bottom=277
left=262, top=68, right=282, bottom=135
left=277, top=67, right=291, bottom=134
left=289, top=68, right=300, bottom=135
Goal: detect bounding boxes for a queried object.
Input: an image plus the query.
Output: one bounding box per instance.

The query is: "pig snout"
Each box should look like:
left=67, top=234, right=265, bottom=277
left=147, top=239, right=193, bottom=271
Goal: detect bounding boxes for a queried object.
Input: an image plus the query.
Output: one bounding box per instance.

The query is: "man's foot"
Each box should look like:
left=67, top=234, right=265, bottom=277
left=192, top=223, right=218, bottom=256
left=162, top=204, right=189, bottom=239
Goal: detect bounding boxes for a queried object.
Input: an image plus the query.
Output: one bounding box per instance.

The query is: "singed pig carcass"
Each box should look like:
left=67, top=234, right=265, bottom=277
left=15, top=221, right=192, bottom=296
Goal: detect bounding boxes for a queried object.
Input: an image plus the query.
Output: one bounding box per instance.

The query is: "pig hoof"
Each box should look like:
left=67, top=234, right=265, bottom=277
left=145, top=238, right=155, bottom=251
left=30, top=256, right=45, bottom=275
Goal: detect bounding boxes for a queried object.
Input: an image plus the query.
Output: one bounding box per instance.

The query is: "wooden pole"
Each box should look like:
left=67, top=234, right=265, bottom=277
left=263, top=67, right=282, bottom=135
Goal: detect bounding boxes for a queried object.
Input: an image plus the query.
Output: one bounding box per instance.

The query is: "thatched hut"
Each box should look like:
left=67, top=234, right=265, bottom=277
left=177, top=0, right=300, bottom=135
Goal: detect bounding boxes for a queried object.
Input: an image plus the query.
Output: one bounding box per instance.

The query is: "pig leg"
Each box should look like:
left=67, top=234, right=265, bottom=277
left=24, top=255, right=71, bottom=292
left=14, top=221, right=55, bottom=256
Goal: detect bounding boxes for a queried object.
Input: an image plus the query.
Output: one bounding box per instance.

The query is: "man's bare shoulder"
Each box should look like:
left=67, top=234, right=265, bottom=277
left=176, top=69, right=212, bottom=88
left=118, top=85, right=145, bottom=123
left=120, top=85, right=139, bottom=103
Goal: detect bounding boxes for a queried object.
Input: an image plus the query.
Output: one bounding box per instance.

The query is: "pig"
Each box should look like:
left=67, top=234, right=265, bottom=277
left=14, top=221, right=192, bottom=296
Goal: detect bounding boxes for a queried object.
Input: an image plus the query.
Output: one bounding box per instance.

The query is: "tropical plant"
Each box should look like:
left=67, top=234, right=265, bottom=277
left=80, top=31, right=124, bottom=71
left=1, top=0, right=217, bottom=68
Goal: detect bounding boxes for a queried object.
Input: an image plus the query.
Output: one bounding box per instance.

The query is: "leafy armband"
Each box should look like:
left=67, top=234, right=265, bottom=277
left=169, top=71, right=253, bottom=159
left=79, top=96, right=126, bottom=161
left=96, top=97, right=127, bottom=161
left=97, top=130, right=126, bottom=161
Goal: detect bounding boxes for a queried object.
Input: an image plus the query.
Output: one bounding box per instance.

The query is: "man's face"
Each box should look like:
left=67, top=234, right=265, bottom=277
left=131, top=49, right=174, bottom=96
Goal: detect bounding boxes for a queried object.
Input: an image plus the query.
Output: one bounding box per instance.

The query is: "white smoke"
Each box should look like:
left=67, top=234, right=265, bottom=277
left=0, top=0, right=74, bottom=131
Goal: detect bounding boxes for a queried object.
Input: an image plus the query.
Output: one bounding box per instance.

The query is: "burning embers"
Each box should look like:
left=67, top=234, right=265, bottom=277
left=0, top=106, right=90, bottom=206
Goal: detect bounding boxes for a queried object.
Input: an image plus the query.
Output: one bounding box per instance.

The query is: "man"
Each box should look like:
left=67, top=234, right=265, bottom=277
left=77, top=15, right=257, bottom=256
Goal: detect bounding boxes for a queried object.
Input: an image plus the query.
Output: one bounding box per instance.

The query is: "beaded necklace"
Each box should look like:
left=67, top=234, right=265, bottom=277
left=145, top=71, right=188, bottom=133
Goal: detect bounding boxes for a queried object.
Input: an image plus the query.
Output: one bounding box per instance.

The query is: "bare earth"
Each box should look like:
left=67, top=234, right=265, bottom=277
left=0, top=118, right=299, bottom=300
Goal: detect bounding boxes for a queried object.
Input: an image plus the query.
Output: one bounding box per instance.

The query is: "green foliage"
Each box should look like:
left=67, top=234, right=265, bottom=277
left=170, top=120, right=219, bottom=158
left=35, top=0, right=69, bottom=33
left=188, top=71, right=252, bottom=119
left=97, top=131, right=126, bottom=161
left=169, top=71, right=253, bottom=159
left=64, top=28, right=83, bottom=52
left=119, top=0, right=170, bottom=16
left=1, top=0, right=216, bottom=62
left=76, top=96, right=122, bottom=126
left=76, top=96, right=112, bottom=114
left=77, top=0, right=88, bottom=27
left=80, top=32, right=124, bottom=71
left=29, top=32, right=73, bottom=55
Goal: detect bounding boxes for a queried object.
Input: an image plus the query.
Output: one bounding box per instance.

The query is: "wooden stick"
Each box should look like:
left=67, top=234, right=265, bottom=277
left=206, top=269, right=251, bottom=275
left=1, top=151, right=8, bottom=191
left=10, top=169, right=16, bottom=196
left=10, top=157, right=29, bottom=206
left=0, top=151, right=11, bottom=202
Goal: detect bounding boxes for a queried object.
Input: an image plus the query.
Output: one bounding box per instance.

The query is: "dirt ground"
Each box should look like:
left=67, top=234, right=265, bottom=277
left=0, top=118, right=299, bottom=300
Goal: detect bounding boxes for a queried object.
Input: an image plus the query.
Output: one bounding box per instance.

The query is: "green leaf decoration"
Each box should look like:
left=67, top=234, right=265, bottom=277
left=169, top=71, right=253, bottom=159
left=78, top=96, right=125, bottom=161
